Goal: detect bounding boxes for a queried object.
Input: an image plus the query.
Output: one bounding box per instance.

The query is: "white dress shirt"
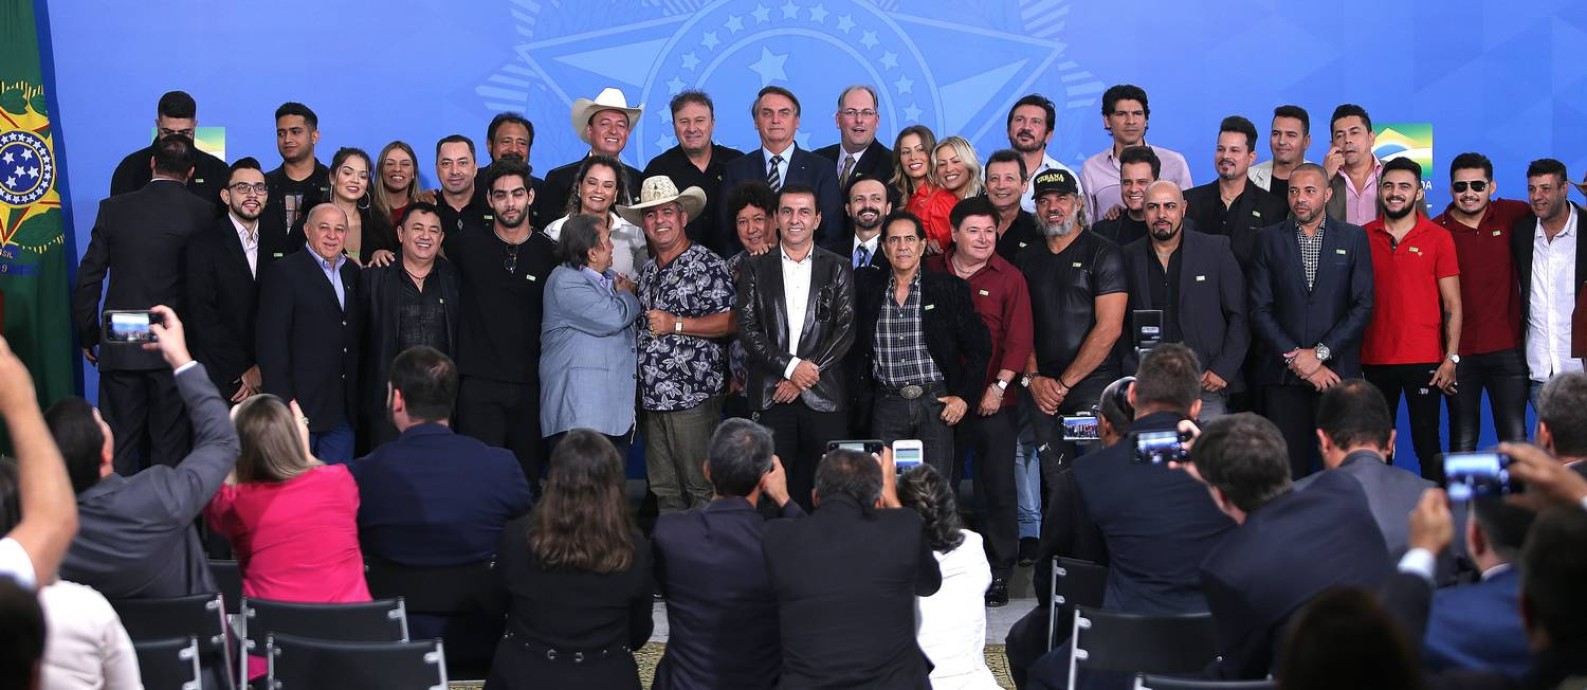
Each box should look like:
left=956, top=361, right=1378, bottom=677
left=835, top=145, right=866, bottom=179
left=851, top=233, right=880, bottom=268
left=1526, top=205, right=1582, bottom=382
left=230, top=213, right=260, bottom=277
left=39, top=580, right=143, bottom=690
left=763, top=143, right=795, bottom=186
left=544, top=212, right=649, bottom=279
left=780, top=246, right=814, bottom=379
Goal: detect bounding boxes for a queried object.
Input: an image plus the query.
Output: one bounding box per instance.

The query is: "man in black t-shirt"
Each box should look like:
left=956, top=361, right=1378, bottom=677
left=108, top=90, right=229, bottom=214
left=262, top=102, right=329, bottom=260
left=1016, top=169, right=1128, bottom=492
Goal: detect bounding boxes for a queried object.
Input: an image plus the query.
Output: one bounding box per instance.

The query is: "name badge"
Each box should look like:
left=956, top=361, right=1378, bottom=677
left=484, top=215, right=495, bottom=221
left=978, top=289, right=990, bottom=296
left=526, top=274, right=536, bottom=282
left=1335, top=249, right=1347, bottom=255
left=1019, top=242, right=1027, bottom=248
left=194, top=178, right=204, bottom=184
left=924, top=304, right=935, bottom=311
left=1195, top=275, right=1206, bottom=282
left=1251, top=210, right=1261, bottom=217
left=1492, top=230, right=1502, bottom=237
left=1409, top=246, right=1421, bottom=254
left=272, top=252, right=284, bottom=258
left=1072, top=261, right=1083, bottom=268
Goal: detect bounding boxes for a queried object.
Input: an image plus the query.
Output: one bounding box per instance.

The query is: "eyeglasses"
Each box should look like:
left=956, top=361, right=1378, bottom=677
left=838, top=108, right=878, bottom=119
left=1451, top=180, right=1489, bottom=193
left=504, top=243, right=520, bottom=274
left=229, top=182, right=267, bottom=196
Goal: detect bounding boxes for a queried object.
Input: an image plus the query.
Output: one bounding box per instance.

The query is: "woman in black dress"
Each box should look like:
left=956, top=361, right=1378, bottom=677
left=484, top=428, right=654, bottom=690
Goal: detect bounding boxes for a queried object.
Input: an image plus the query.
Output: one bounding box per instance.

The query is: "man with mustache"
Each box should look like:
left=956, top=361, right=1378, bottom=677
left=643, top=91, right=744, bottom=255
left=1078, top=84, right=1193, bottom=222
left=1121, top=181, right=1249, bottom=419
left=1183, top=116, right=1288, bottom=269
left=844, top=177, right=892, bottom=274
left=185, top=158, right=269, bottom=405
left=1092, top=145, right=1158, bottom=249
left=1004, top=94, right=1082, bottom=213
left=1324, top=104, right=1382, bottom=226
left=1431, top=153, right=1530, bottom=451
left=1248, top=105, right=1313, bottom=201
left=1511, top=158, right=1587, bottom=406
left=470, top=113, right=543, bottom=220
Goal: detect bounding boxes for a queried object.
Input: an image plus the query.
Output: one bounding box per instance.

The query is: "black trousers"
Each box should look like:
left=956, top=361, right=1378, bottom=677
left=1027, top=378, right=1108, bottom=497
left=457, top=376, right=544, bottom=491
left=1448, top=347, right=1529, bottom=452
left=959, top=407, right=1018, bottom=580
left=1264, top=383, right=1322, bottom=479
left=755, top=399, right=847, bottom=513
left=1364, top=363, right=1445, bottom=482
left=99, top=369, right=189, bottom=475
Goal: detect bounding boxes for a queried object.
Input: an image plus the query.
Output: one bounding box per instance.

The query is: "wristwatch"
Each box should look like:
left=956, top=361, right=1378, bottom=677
left=1314, top=343, right=1332, bottom=362
left=1020, top=374, right=1035, bottom=388
left=1447, top=354, right=1461, bottom=365
left=674, top=318, right=684, bottom=334
left=995, top=379, right=1010, bottom=391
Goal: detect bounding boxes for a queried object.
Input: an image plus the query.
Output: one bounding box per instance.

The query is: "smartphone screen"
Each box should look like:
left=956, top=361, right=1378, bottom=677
left=827, top=439, right=886, bottom=456
left=1134, top=430, right=1187, bottom=465
left=1062, top=415, right=1100, bottom=441
left=893, top=440, right=924, bottom=472
left=103, top=310, right=157, bottom=344
left=1444, top=452, right=1513, bottom=501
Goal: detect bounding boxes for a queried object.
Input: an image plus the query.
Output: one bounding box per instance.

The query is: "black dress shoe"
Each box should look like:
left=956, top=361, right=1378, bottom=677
left=1017, top=537, right=1039, bottom=567
left=985, top=578, right=1009, bottom=607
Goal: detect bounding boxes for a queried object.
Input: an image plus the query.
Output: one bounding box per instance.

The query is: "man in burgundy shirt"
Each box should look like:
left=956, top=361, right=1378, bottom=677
left=1360, top=158, right=1462, bottom=482
left=1432, top=152, right=1531, bottom=451
left=926, top=196, right=1034, bottom=606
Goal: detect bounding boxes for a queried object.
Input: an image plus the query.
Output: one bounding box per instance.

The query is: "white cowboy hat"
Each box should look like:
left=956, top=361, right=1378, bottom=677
left=616, top=176, right=706, bottom=226
left=571, top=87, right=644, bottom=144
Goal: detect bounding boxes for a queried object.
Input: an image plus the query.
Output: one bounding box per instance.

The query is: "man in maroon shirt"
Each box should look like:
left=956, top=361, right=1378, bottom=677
left=1432, top=152, right=1531, bottom=452
left=926, top=196, right=1033, bottom=606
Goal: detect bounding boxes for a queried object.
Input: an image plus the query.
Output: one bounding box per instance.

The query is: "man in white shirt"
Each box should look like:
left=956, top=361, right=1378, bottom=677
left=1515, top=158, right=1585, bottom=405
left=1078, top=84, right=1193, bottom=220
left=0, top=334, right=79, bottom=591
left=1004, top=94, right=1082, bottom=213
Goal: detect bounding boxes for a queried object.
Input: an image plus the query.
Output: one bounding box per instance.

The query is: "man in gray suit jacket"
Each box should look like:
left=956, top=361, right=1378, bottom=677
left=48, top=306, right=240, bottom=599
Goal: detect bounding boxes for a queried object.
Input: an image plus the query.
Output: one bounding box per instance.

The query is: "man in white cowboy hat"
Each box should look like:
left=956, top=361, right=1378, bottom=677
left=620, top=176, right=737, bottom=512
left=532, top=87, right=647, bottom=229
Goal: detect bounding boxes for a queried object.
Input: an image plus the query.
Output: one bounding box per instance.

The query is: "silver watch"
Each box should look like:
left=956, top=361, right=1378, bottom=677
left=1314, top=343, right=1332, bottom=362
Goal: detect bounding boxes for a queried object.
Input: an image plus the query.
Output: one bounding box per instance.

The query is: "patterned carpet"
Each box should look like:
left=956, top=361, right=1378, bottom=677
left=448, top=643, right=1017, bottom=688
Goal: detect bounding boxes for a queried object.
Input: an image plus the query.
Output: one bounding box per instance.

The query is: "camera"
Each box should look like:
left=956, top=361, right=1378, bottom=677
left=1133, top=429, right=1190, bottom=465
left=1062, top=415, right=1100, bottom=441
left=1443, top=452, right=1516, bottom=501
left=102, top=310, right=163, bottom=344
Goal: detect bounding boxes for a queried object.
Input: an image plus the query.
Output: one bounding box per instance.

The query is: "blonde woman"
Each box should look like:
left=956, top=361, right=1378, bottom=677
left=372, top=140, right=419, bottom=227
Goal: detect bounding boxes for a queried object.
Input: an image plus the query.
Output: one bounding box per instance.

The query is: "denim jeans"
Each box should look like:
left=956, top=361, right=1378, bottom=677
left=1014, top=399, right=1042, bottom=540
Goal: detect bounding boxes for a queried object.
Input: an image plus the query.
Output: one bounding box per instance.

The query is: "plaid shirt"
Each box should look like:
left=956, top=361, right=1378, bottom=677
left=874, top=272, right=943, bottom=387
left=1296, top=220, right=1327, bottom=290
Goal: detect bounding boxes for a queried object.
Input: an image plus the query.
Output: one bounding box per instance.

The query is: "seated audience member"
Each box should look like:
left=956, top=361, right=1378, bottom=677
left=484, top=429, right=653, bottom=690
left=1189, top=413, right=1391, bottom=679
left=1422, top=499, right=1534, bottom=677
left=206, top=394, right=371, bottom=680
left=0, top=335, right=79, bottom=590
left=1274, top=587, right=1424, bottom=690
left=1533, top=371, right=1587, bottom=475
left=763, top=449, right=942, bottom=689
left=896, top=464, right=1001, bottom=690
left=52, top=306, right=239, bottom=599
left=1298, top=379, right=1434, bottom=557
left=0, top=575, right=45, bottom=690
left=651, top=418, right=801, bottom=690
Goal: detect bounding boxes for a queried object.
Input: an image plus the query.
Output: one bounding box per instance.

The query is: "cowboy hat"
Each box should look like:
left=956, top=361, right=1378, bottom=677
left=571, top=87, right=644, bottom=145
left=616, top=176, right=706, bottom=226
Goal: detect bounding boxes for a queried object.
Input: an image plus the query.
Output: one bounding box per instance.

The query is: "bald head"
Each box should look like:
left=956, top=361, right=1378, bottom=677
left=1143, top=181, right=1185, bottom=241
left=303, top=202, right=349, bottom=261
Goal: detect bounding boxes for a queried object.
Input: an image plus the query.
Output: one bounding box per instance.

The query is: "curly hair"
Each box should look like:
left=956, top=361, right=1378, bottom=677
left=896, top=464, right=966, bottom=553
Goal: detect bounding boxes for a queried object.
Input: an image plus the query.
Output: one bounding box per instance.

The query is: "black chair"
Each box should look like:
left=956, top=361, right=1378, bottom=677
left=1135, top=675, right=1275, bottom=690
left=1068, top=606, right=1218, bottom=690
left=1047, top=557, right=1109, bottom=651
left=110, top=593, right=236, bottom=690
left=132, top=636, right=202, bottom=690
left=209, top=559, right=243, bottom=615
left=363, top=557, right=489, bottom=616
left=266, top=632, right=447, bottom=689
left=237, top=597, right=409, bottom=690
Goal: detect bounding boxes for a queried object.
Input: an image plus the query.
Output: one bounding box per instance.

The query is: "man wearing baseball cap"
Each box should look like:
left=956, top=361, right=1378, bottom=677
left=532, top=87, right=647, bottom=228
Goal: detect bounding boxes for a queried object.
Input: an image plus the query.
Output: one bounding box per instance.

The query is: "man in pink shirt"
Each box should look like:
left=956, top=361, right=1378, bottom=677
left=1325, top=104, right=1381, bottom=227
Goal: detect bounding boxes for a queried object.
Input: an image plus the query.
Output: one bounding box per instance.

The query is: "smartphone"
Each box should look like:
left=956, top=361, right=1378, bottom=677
left=102, top=310, right=162, bottom=344
left=1133, top=429, right=1189, bottom=465
left=892, top=439, right=924, bottom=473
left=1134, top=309, right=1164, bottom=350
left=1443, top=452, right=1515, bottom=501
left=827, top=439, right=886, bottom=456
left=1062, top=415, right=1100, bottom=441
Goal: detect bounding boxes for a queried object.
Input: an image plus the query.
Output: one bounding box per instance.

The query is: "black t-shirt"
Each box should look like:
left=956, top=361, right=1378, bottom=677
left=1145, top=248, right=1184, bottom=344
left=448, top=228, right=558, bottom=384
left=996, top=211, right=1041, bottom=264
left=1092, top=215, right=1149, bottom=248
left=1017, top=230, right=1127, bottom=382
left=437, top=194, right=496, bottom=240
left=643, top=144, right=745, bottom=256
left=1269, top=176, right=1290, bottom=205
left=264, top=161, right=329, bottom=238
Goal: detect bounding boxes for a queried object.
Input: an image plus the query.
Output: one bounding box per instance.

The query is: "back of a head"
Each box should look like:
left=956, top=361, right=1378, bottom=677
left=389, top=346, right=457, bottom=423
left=1098, top=376, right=1135, bottom=437
left=1192, top=413, right=1293, bottom=513
left=814, top=449, right=883, bottom=507
left=0, top=574, right=43, bottom=690
left=152, top=134, right=196, bottom=177
left=1472, top=498, right=1535, bottom=565
left=1520, top=506, right=1587, bottom=651
left=43, top=397, right=105, bottom=495
left=532, top=429, right=635, bottom=574
left=1536, top=372, right=1587, bottom=457
left=895, top=464, right=964, bottom=553
left=1276, top=587, right=1423, bottom=690
left=232, top=395, right=312, bottom=484
left=1316, top=380, right=1392, bottom=451
left=705, top=418, right=774, bottom=497
left=1133, top=343, right=1201, bottom=417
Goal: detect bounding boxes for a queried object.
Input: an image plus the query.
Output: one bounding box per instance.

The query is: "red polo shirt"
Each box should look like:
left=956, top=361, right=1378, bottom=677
left=1432, top=199, right=1529, bottom=355
left=926, top=250, right=1034, bottom=409
left=1362, top=215, right=1460, bottom=365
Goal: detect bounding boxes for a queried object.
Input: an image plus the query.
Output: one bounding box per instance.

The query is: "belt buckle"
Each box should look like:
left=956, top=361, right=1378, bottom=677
left=900, top=384, right=923, bottom=400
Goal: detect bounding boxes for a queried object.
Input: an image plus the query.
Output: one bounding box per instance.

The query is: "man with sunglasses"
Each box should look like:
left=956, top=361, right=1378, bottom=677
left=108, top=90, right=228, bottom=214
left=1432, top=153, right=1530, bottom=452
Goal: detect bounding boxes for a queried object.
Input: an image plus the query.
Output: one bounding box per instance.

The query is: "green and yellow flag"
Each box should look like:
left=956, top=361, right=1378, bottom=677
left=0, top=2, right=77, bottom=425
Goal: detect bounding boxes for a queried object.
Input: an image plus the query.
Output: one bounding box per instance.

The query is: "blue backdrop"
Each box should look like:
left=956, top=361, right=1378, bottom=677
left=46, top=0, right=1587, bottom=466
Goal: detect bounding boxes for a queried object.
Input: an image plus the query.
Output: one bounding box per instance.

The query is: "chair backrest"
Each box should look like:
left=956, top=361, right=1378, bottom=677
left=239, top=597, right=408, bottom=690
left=266, top=632, right=447, bottom=690
left=363, top=557, right=491, bottom=615
left=1135, top=674, right=1275, bottom=690
left=1047, top=557, right=1109, bottom=651
left=1069, top=606, right=1218, bottom=690
left=132, top=636, right=202, bottom=690
left=110, top=593, right=236, bottom=690
left=209, top=559, right=243, bottom=615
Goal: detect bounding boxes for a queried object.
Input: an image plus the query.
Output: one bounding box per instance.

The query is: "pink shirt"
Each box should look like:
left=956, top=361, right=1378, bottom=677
left=1340, top=160, right=1382, bottom=227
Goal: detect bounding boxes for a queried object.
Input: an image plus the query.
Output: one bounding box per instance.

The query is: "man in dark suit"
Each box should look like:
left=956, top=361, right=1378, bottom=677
left=532, top=88, right=644, bottom=227
left=185, top=158, right=267, bottom=405
left=74, top=135, right=213, bottom=474
left=651, top=418, right=804, bottom=690
left=736, top=183, right=855, bottom=512
left=256, top=203, right=361, bottom=463
left=842, top=177, right=892, bottom=274
left=813, top=85, right=894, bottom=198
left=1182, top=116, right=1289, bottom=269
left=1190, top=413, right=1391, bottom=680
left=763, top=449, right=941, bottom=689
left=1248, top=163, right=1374, bottom=477
left=849, top=210, right=990, bottom=476
left=52, top=307, right=240, bottom=599
left=107, top=90, right=227, bottom=213
left=1421, top=498, right=1533, bottom=677
left=1512, top=158, right=1587, bottom=400
left=719, top=87, right=843, bottom=253
left=1121, top=181, right=1248, bottom=418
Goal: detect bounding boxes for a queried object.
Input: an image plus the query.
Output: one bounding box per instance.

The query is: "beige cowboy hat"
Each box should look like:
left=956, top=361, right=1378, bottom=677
left=617, top=176, right=706, bottom=226
left=571, top=87, right=644, bottom=144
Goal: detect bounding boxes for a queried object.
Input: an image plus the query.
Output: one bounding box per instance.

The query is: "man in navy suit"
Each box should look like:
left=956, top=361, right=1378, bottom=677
left=1422, top=498, right=1534, bottom=677
left=812, top=85, right=894, bottom=199
left=719, top=86, right=842, bottom=253
left=650, top=418, right=803, bottom=690
left=1248, top=162, right=1374, bottom=477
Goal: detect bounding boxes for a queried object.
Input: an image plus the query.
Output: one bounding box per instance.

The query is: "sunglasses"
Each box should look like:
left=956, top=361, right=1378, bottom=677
left=504, top=243, right=520, bottom=273
left=1451, top=180, right=1488, bottom=193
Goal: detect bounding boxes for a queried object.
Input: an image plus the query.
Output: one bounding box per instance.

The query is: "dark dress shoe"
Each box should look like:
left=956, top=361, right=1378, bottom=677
left=985, top=578, right=1009, bottom=607
left=1017, top=537, right=1039, bottom=567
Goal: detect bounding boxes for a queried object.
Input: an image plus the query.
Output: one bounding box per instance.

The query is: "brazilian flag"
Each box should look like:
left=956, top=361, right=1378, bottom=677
left=0, top=1, right=76, bottom=441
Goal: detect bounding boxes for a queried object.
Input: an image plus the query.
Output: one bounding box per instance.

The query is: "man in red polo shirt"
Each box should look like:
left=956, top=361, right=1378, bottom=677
left=1361, top=157, right=1462, bottom=482
left=926, top=196, right=1034, bottom=607
left=1432, top=152, right=1531, bottom=452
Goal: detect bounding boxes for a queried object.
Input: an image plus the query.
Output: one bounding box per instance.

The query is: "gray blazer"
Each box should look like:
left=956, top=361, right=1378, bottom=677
left=539, top=265, right=643, bottom=437
left=1296, top=450, right=1433, bottom=557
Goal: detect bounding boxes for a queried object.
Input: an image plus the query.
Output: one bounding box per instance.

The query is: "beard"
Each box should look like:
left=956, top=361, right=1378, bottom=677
left=851, top=207, right=883, bottom=230
left=1383, top=200, right=1415, bottom=220
left=1150, top=224, right=1180, bottom=242
left=1042, top=216, right=1076, bottom=238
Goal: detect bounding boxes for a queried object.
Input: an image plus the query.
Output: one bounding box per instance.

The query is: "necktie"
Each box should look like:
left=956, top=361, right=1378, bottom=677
left=767, top=154, right=784, bottom=191
left=853, top=244, right=869, bottom=269
left=840, top=154, right=856, bottom=187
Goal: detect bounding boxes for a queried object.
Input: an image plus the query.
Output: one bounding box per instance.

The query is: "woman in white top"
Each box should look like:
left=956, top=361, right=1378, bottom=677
left=897, top=465, right=1000, bottom=690
left=38, top=580, right=143, bottom=690
left=542, top=155, right=647, bottom=278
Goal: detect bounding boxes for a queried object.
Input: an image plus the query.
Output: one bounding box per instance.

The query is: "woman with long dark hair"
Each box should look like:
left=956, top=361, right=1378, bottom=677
left=542, top=155, right=647, bottom=279
left=891, top=124, right=956, bottom=254
left=291, top=146, right=397, bottom=265
left=484, top=429, right=653, bottom=689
